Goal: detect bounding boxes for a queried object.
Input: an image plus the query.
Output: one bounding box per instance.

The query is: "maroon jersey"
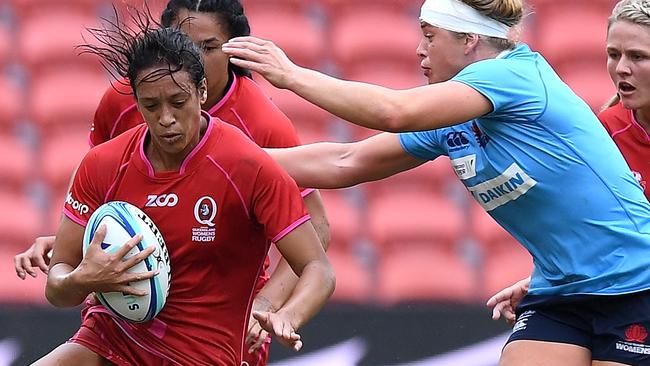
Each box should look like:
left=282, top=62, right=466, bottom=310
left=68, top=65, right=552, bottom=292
left=64, top=113, right=309, bottom=365
left=599, top=103, right=650, bottom=200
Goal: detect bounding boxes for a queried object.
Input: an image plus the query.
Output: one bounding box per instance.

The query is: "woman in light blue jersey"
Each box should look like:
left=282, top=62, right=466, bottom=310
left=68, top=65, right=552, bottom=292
left=223, top=0, right=650, bottom=364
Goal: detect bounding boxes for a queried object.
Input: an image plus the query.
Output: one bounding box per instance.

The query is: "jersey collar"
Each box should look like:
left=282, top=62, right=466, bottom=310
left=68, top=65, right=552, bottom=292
left=136, top=110, right=220, bottom=178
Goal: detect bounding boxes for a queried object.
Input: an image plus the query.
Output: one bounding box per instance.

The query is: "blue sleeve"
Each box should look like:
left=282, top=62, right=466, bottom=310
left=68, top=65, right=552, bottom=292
left=452, top=59, right=546, bottom=123
left=399, top=131, right=445, bottom=161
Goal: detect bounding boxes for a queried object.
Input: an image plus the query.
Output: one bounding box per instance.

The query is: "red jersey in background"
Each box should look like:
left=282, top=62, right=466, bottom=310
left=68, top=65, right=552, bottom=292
left=599, top=103, right=650, bottom=200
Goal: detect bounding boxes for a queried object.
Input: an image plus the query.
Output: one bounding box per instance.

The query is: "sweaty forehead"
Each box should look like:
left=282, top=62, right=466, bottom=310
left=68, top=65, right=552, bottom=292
left=135, top=68, right=194, bottom=98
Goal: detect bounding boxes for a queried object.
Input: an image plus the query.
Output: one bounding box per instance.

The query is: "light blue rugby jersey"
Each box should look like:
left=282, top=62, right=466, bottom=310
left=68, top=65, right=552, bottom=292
left=399, top=44, right=650, bottom=297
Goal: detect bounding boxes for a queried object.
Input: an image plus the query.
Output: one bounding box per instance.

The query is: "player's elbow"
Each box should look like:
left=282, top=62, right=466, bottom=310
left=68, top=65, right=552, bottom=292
left=45, top=283, right=70, bottom=308
left=320, top=259, right=336, bottom=298
left=45, top=274, right=84, bottom=308
left=375, top=101, right=411, bottom=133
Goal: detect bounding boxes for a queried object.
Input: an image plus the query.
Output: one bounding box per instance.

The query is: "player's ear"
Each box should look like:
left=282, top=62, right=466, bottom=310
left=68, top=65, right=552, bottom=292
left=199, top=78, right=208, bottom=104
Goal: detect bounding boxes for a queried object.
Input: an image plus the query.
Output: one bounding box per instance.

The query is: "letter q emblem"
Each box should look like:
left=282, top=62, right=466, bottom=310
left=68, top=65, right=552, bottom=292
left=194, top=196, right=217, bottom=227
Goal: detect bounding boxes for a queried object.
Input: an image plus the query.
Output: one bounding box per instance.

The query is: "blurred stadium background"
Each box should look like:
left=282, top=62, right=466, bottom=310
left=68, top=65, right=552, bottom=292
left=0, top=0, right=617, bottom=365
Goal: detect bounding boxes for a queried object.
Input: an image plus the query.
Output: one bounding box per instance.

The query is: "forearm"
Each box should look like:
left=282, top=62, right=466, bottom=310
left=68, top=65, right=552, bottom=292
left=256, top=259, right=299, bottom=312
left=45, top=263, right=90, bottom=307
left=303, top=191, right=331, bottom=251
left=276, top=260, right=335, bottom=330
left=267, top=143, right=364, bottom=189
left=287, top=68, right=406, bottom=132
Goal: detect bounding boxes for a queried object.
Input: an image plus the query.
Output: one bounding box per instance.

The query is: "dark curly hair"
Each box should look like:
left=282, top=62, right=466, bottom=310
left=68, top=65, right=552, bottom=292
left=78, top=8, right=206, bottom=98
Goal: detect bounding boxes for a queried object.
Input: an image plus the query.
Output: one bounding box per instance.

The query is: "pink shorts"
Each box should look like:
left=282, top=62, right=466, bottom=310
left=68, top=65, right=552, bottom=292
left=68, top=314, right=173, bottom=366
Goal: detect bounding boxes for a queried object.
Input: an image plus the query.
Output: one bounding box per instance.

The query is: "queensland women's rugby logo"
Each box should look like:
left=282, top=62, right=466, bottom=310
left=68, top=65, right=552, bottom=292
left=192, top=196, right=217, bottom=243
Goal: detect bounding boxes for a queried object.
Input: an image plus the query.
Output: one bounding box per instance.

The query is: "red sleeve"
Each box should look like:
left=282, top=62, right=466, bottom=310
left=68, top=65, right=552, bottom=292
left=89, top=81, right=138, bottom=147
left=89, top=87, right=116, bottom=147
left=241, top=78, right=302, bottom=149
left=63, top=148, right=111, bottom=226
left=256, top=104, right=301, bottom=148
left=251, top=152, right=309, bottom=243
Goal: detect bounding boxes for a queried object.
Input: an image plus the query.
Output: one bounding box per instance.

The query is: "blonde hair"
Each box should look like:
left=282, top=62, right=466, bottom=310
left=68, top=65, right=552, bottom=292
left=603, top=0, right=650, bottom=110
left=459, top=0, right=525, bottom=50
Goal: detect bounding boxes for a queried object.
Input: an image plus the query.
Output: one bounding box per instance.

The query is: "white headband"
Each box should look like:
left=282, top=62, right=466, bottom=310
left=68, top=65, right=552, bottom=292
left=420, top=0, right=511, bottom=39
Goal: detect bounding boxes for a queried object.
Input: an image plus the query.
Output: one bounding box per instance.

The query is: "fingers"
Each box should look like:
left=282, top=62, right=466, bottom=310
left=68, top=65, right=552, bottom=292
left=115, top=284, right=148, bottom=297
left=252, top=310, right=269, bottom=325
left=33, top=252, right=50, bottom=275
left=115, top=233, right=144, bottom=259
left=120, top=243, right=154, bottom=271
left=14, top=254, right=31, bottom=279
left=486, top=288, right=511, bottom=307
left=248, top=329, right=267, bottom=354
left=127, top=269, right=158, bottom=283
left=292, top=339, right=303, bottom=352
left=225, top=36, right=270, bottom=46
left=90, top=224, right=107, bottom=246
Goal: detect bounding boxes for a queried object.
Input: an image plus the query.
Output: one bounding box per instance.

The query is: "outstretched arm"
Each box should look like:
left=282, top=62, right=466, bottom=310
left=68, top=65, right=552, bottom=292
left=222, top=37, right=491, bottom=132
left=266, top=133, right=426, bottom=189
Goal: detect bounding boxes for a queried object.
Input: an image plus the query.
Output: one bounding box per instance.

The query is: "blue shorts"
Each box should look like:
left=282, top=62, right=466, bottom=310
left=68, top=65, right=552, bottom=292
left=506, top=290, right=650, bottom=364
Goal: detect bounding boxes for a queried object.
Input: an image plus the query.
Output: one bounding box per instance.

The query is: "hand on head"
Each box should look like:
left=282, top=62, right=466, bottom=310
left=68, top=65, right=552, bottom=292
left=222, top=36, right=298, bottom=89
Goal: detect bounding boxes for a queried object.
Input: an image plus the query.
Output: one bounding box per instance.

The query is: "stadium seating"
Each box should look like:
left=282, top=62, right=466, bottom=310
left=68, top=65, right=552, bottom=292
left=367, top=192, right=464, bottom=250
left=319, top=0, right=422, bottom=17
left=17, top=9, right=102, bottom=74
left=558, top=60, right=615, bottom=111
left=0, top=23, right=12, bottom=67
left=329, top=8, right=421, bottom=75
left=319, top=190, right=372, bottom=302
left=0, top=76, right=22, bottom=132
left=0, top=246, right=48, bottom=303
left=0, top=134, right=33, bottom=193
left=9, top=0, right=103, bottom=17
left=0, top=190, right=41, bottom=250
left=470, top=204, right=533, bottom=298
left=369, top=192, right=475, bottom=302
left=247, top=7, right=326, bottom=69
left=40, top=131, right=90, bottom=205
left=376, top=242, right=476, bottom=303
left=531, top=2, right=612, bottom=67
left=29, top=68, right=108, bottom=134
left=111, top=0, right=168, bottom=21
left=253, top=75, right=332, bottom=137
left=242, top=0, right=312, bottom=15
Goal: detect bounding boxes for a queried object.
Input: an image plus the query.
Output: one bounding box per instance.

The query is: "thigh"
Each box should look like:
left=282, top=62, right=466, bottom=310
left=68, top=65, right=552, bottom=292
left=592, top=361, right=633, bottom=366
left=500, top=340, right=591, bottom=366
left=32, top=343, right=115, bottom=366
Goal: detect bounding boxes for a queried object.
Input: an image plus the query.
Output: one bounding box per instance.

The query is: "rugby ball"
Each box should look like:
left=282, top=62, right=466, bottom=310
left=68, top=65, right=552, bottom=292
left=83, top=201, right=171, bottom=322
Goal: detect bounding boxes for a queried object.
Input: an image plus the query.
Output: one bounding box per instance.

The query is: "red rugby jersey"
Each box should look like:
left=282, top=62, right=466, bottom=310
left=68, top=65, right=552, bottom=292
left=598, top=103, right=650, bottom=201
left=64, top=114, right=309, bottom=365
left=90, top=73, right=313, bottom=311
